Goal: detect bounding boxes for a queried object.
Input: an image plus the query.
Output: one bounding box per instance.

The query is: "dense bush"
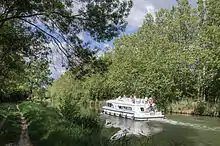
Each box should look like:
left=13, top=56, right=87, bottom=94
left=168, top=100, right=220, bottom=117
left=0, top=104, right=21, bottom=145
left=194, top=101, right=207, bottom=116
left=197, top=103, right=220, bottom=117
left=0, top=90, right=29, bottom=102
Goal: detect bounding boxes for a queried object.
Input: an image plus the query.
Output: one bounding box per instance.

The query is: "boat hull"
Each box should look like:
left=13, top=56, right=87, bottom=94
left=102, top=107, right=165, bottom=121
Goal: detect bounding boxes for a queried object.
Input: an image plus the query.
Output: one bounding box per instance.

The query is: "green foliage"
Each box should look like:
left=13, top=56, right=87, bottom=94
left=0, top=58, right=53, bottom=101
left=23, top=59, right=53, bottom=100
left=0, top=0, right=133, bottom=66
left=0, top=104, right=21, bottom=145
left=19, top=101, right=127, bottom=146
left=0, top=114, right=21, bottom=144
left=49, top=55, right=114, bottom=105
left=168, top=99, right=220, bottom=117
left=194, top=101, right=220, bottom=117
left=0, top=0, right=132, bottom=102
left=194, top=101, right=206, bottom=116
left=49, top=0, right=220, bottom=111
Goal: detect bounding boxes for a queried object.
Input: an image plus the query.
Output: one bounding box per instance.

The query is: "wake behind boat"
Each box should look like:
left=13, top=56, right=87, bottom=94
left=102, top=95, right=165, bottom=120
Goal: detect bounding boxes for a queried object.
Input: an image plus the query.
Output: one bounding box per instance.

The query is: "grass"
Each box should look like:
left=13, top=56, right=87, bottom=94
left=0, top=103, right=21, bottom=145
left=19, top=101, right=157, bottom=146
left=19, top=101, right=113, bottom=146
left=3, top=99, right=219, bottom=146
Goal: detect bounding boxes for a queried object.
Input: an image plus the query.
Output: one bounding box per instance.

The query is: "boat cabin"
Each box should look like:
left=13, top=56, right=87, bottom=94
left=102, top=96, right=164, bottom=120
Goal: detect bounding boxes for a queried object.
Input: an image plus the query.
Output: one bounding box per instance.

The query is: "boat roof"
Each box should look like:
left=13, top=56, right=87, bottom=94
left=106, top=97, right=146, bottom=106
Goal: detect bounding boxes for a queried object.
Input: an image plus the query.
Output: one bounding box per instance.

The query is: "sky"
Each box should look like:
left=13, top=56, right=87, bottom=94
left=50, top=0, right=197, bottom=79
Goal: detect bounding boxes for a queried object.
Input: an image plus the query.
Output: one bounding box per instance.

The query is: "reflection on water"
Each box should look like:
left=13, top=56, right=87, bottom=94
left=81, top=105, right=220, bottom=146
left=100, top=114, right=220, bottom=146
left=100, top=114, right=163, bottom=138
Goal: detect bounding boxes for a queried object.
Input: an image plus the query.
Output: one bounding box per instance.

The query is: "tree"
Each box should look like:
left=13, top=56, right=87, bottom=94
left=49, top=0, right=220, bottom=108
left=0, top=0, right=133, bottom=101
left=23, top=59, right=53, bottom=100
left=106, top=0, right=220, bottom=106
left=0, top=0, right=133, bottom=66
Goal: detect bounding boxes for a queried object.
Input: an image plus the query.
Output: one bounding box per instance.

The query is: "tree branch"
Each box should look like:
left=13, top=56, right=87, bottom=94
left=0, top=11, right=85, bottom=28
left=0, top=13, right=46, bottom=22
left=48, top=17, right=80, bottom=54
left=20, top=18, right=68, bottom=58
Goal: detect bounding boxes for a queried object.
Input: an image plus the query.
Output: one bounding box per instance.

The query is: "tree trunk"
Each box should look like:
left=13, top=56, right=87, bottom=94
left=197, top=70, right=201, bottom=101
left=28, top=82, right=33, bottom=100
left=202, top=66, right=206, bottom=101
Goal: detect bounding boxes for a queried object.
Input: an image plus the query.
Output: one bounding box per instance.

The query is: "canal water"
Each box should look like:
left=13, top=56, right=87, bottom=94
left=81, top=104, right=220, bottom=146
left=100, top=114, right=220, bottom=146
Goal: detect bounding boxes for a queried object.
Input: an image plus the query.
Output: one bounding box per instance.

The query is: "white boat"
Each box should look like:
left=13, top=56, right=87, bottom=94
left=102, top=96, right=165, bottom=120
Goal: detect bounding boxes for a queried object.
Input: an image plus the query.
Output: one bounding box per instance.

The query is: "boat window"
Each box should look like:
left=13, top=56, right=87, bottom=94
left=140, top=107, right=144, bottom=111
left=107, top=103, right=113, bottom=107
left=126, top=107, right=132, bottom=111
left=118, top=106, right=132, bottom=111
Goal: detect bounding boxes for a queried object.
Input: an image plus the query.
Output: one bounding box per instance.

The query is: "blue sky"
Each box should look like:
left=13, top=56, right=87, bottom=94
left=50, top=0, right=197, bottom=79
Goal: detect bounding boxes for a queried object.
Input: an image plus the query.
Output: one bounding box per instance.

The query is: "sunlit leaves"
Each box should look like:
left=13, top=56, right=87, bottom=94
left=49, top=0, right=220, bottom=107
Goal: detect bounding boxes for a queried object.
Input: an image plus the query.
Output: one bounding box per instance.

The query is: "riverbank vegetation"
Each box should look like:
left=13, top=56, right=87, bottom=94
left=1, top=0, right=220, bottom=145
left=18, top=101, right=153, bottom=146
left=0, top=0, right=133, bottom=145
left=50, top=0, right=220, bottom=116
left=19, top=101, right=106, bottom=146
left=0, top=104, right=21, bottom=145
left=168, top=99, right=220, bottom=117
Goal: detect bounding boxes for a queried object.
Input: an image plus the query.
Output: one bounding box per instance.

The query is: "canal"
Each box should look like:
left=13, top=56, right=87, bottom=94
left=81, top=103, right=220, bottom=146
left=100, top=114, right=220, bottom=146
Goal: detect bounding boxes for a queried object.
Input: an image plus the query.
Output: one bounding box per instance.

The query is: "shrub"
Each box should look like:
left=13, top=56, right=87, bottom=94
left=194, top=101, right=206, bottom=115
left=0, top=104, right=21, bottom=145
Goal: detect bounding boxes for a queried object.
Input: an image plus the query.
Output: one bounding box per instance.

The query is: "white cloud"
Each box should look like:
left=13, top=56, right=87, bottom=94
left=126, top=0, right=152, bottom=27
left=95, top=43, right=112, bottom=58
left=77, top=32, right=84, bottom=40
left=103, top=43, right=112, bottom=50
left=145, top=4, right=156, bottom=18
left=126, top=0, right=198, bottom=28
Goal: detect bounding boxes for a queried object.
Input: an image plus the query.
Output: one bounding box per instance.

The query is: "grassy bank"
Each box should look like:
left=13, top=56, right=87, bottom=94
left=0, top=103, right=21, bottom=145
left=18, top=101, right=127, bottom=146
left=20, top=101, right=97, bottom=146
left=167, top=100, right=220, bottom=117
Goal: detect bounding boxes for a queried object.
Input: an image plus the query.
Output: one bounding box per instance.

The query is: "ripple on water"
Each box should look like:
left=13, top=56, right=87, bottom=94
left=101, top=114, right=220, bottom=146
left=150, top=118, right=220, bottom=132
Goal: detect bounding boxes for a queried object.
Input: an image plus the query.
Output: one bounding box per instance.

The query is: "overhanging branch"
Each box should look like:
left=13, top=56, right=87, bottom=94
left=0, top=13, right=46, bottom=22
left=20, top=18, right=68, bottom=58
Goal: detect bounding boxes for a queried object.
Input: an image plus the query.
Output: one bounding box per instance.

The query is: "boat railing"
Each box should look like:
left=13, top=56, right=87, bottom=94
left=115, top=97, right=146, bottom=105
left=134, top=99, right=145, bottom=104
